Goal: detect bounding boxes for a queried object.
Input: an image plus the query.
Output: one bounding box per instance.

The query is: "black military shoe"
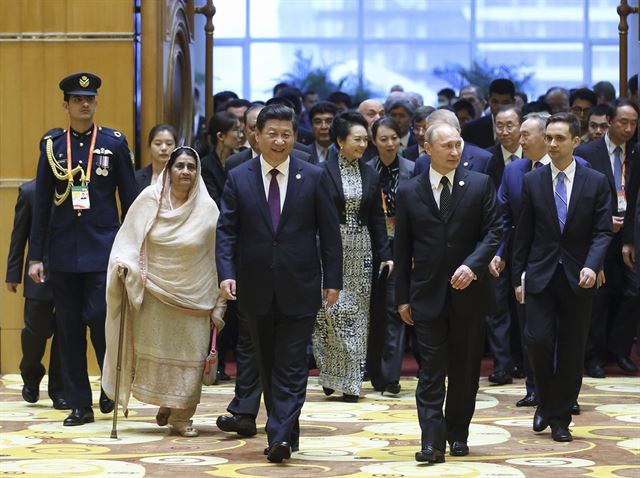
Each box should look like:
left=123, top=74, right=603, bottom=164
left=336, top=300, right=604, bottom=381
left=22, top=385, right=39, bottom=403
left=488, top=370, right=513, bottom=385
left=52, top=397, right=70, bottom=410
left=415, top=445, right=445, bottom=463
left=99, top=389, right=115, bottom=414
left=63, top=407, right=94, bottom=426
left=267, top=442, right=291, bottom=463
left=449, top=441, right=469, bottom=456
left=533, top=407, right=548, bottom=432
left=516, top=393, right=538, bottom=407
left=216, top=414, right=257, bottom=436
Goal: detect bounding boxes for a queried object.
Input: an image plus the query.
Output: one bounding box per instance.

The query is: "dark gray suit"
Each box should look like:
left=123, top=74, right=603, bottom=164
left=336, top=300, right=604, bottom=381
left=5, top=179, right=63, bottom=399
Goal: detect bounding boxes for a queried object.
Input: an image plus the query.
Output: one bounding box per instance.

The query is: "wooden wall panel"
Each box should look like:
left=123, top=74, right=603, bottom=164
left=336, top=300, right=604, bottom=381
left=0, top=0, right=135, bottom=375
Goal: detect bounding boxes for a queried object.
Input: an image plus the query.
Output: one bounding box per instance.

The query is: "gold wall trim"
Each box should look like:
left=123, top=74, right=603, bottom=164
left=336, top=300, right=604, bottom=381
left=0, top=32, right=134, bottom=42
left=0, top=178, right=30, bottom=188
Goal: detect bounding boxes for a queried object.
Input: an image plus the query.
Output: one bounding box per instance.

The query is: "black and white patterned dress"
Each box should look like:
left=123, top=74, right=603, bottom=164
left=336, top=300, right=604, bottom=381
left=313, top=155, right=373, bottom=396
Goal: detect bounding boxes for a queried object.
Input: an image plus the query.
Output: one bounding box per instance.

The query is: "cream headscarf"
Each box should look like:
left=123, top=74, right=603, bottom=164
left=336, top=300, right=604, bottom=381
left=102, top=146, right=225, bottom=410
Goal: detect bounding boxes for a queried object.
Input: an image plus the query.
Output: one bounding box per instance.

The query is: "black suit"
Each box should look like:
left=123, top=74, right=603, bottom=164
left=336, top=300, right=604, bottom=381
left=575, top=137, right=640, bottom=364
left=134, top=165, right=152, bottom=194
left=366, top=156, right=415, bottom=388
left=461, top=115, right=496, bottom=149
left=201, top=151, right=227, bottom=208
left=512, top=162, right=612, bottom=428
left=395, top=167, right=501, bottom=451
left=5, top=180, right=63, bottom=400
left=216, top=156, right=342, bottom=447
left=403, top=144, right=421, bottom=162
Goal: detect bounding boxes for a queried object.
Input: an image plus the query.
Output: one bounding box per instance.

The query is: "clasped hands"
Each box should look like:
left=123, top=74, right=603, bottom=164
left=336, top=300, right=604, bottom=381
left=219, top=279, right=340, bottom=308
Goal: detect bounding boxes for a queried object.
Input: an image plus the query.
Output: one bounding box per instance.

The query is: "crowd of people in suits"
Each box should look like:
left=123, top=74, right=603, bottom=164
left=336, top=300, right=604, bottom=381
left=5, top=70, right=639, bottom=464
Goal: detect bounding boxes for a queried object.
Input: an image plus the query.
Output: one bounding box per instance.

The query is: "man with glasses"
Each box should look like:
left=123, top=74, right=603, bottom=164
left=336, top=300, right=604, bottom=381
left=404, top=106, right=435, bottom=161
left=570, top=88, right=598, bottom=143
left=308, top=101, right=338, bottom=164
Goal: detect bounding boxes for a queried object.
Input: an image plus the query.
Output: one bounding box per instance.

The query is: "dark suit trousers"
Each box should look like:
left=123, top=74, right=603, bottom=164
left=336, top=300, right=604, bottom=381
left=486, top=274, right=514, bottom=373
left=378, top=273, right=406, bottom=386
left=515, top=302, right=535, bottom=395
left=525, top=264, right=592, bottom=428
left=50, top=272, right=107, bottom=409
left=586, top=261, right=639, bottom=363
left=413, top=300, right=486, bottom=451
left=20, top=298, right=64, bottom=399
left=246, top=301, right=315, bottom=446
left=227, top=310, right=262, bottom=417
left=218, top=301, right=239, bottom=374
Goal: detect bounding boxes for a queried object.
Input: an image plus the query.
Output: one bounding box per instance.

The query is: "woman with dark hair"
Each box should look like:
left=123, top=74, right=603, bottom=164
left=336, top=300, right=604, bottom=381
left=103, top=146, right=226, bottom=437
left=135, top=124, right=178, bottom=193
left=366, top=117, right=415, bottom=395
left=201, top=111, right=242, bottom=206
left=313, top=111, right=393, bottom=402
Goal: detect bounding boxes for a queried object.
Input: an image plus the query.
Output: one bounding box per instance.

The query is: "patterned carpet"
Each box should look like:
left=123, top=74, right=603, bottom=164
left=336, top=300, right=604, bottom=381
left=1, top=374, right=638, bottom=477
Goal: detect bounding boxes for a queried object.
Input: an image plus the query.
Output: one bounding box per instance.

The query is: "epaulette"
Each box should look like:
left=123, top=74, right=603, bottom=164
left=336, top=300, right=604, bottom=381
left=97, top=126, right=126, bottom=140
left=41, top=128, right=65, bottom=142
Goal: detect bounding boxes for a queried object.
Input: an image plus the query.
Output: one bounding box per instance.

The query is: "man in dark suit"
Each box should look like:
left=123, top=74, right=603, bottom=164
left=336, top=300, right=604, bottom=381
left=575, top=99, right=640, bottom=377
left=216, top=104, right=342, bottom=463
left=414, top=109, right=492, bottom=176
left=308, top=101, right=338, bottom=164
left=6, top=177, right=66, bottom=410
left=29, top=73, right=137, bottom=426
left=386, top=100, right=416, bottom=151
left=486, top=105, right=523, bottom=190
left=403, top=106, right=433, bottom=162
left=513, top=112, right=612, bottom=442
left=395, top=123, right=501, bottom=463
left=462, top=78, right=515, bottom=149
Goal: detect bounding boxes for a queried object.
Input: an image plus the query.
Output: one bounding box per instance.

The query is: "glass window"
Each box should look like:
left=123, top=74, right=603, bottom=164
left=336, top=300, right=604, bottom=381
left=363, top=0, right=471, bottom=39
left=250, top=43, right=359, bottom=101
left=592, top=45, right=620, bottom=92
left=476, top=0, right=584, bottom=39
left=477, top=42, right=583, bottom=94
left=364, top=43, right=471, bottom=103
left=212, top=0, right=247, bottom=38
left=588, top=0, right=620, bottom=39
left=213, top=47, right=244, bottom=96
left=250, top=0, right=358, bottom=38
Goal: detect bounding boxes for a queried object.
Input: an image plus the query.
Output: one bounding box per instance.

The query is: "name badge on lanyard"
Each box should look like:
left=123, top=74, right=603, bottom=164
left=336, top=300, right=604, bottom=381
left=617, top=190, right=627, bottom=213
left=71, top=185, right=90, bottom=210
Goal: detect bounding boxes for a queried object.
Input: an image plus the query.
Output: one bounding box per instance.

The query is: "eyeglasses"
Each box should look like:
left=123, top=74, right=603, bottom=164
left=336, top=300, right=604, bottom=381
left=495, top=123, right=518, bottom=132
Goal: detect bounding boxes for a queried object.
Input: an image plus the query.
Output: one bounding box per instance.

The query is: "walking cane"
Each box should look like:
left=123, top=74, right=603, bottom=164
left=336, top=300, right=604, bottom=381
left=110, top=268, right=128, bottom=439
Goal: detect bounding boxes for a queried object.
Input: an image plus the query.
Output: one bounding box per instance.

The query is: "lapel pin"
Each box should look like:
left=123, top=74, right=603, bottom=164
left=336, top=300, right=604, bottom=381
left=459, top=180, right=465, bottom=186
left=463, top=161, right=469, bottom=167
left=296, top=173, right=302, bottom=180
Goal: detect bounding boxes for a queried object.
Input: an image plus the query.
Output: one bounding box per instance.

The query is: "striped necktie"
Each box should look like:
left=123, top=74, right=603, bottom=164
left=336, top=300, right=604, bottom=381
left=555, top=171, right=567, bottom=233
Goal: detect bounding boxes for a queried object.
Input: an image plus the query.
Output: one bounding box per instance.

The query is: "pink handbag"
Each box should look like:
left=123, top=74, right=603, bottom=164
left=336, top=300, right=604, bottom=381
left=202, top=323, right=218, bottom=386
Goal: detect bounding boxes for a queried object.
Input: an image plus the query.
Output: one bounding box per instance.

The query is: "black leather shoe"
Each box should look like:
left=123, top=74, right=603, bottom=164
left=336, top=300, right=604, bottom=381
left=264, top=442, right=299, bottom=455
left=22, top=385, right=39, bottom=403
left=449, top=441, right=469, bottom=456
left=551, top=425, right=573, bottom=442
left=516, top=393, right=538, bottom=407
left=63, top=407, right=94, bottom=426
left=615, top=355, right=639, bottom=374
left=533, top=407, right=548, bottom=432
left=99, top=389, right=115, bottom=414
left=216, top=414, right=257, bottom=437
left=342, top=394, right=359, bottom=403
left=415, top=445, right=445, bottom=463
left=571, top=401, right=581, bottom=415
left=267, top=442, right=291, bottom=463
left=385, top=382, right=401, bottom=395
left=323, top=387, right=335, bottom=396
left=217, top=370, right=231, bottom=381
left=512, top=365, right=526, bottom=379
left=586, top=361, right=606, bottom=378
left=488, top=371, right=513, bottom=385
left=52, top=397, right=70, bottom=410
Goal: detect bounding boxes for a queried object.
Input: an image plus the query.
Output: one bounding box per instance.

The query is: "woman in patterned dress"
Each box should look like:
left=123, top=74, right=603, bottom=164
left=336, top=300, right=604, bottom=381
left=313, top=111, right=393, bottom=402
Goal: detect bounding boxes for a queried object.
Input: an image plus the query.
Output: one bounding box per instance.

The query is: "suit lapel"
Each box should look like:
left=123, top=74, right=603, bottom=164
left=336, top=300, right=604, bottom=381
left=248, top=161, right=275, bottom=234
left=276, top=159, right=304, bottom=235
left=565, top=163, right=585, bottom=227
left=446, top=167, right=470, bottom=221
left=595, top=138, right=615, bottom=193
left=326, top=157, right=344, bottom=200
left=415, top=170, right=440, bottom=218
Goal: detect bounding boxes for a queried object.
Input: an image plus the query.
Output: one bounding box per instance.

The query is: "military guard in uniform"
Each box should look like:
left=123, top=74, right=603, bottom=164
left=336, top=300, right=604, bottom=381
left=28, top=72, right=137, bottom=426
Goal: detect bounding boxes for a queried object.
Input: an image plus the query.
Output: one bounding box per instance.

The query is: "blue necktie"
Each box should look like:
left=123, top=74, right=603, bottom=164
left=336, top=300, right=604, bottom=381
left=510, top=154, right=518, bottom=163
left=268, top=169, right=280, bottom=230
left=613, top=146, right=623, bottom=191
left=534, top=161, right=543, bottom=169
left=555, top=171, right=567, bottom=233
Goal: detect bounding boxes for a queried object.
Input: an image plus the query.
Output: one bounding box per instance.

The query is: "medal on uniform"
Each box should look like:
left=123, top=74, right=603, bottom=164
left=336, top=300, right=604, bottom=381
left=94, top=149, right=112, bottom=176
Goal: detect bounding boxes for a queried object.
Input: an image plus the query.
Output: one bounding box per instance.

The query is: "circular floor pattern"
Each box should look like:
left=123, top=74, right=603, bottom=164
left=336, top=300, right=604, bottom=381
left=0, top=459, right=146, bottom=477
left=359, top=461, right=525, bottom=477
left=506, top=457, right=596, bottom=467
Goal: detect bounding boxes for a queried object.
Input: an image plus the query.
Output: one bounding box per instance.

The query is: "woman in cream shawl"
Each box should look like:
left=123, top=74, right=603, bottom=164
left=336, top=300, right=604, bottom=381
left=103, top=146, right=225, bottom=437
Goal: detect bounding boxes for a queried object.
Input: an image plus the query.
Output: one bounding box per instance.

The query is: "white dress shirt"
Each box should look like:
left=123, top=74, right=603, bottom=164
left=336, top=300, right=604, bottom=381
left=550, top=159, right=576, bottom=208
left=501, top=144, right=522, bottom=165
left=315, top=142, right=328, bottom=163
left=260, top=156, right=289, bottom=211
left=429, top=167, right=456, bottom=208
left=400, top=131, right=411, bottom=149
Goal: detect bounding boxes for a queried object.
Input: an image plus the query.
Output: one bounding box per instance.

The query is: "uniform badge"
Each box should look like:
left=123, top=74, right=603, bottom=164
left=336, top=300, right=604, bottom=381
left=94, top=148, right=113, bottom=176
left=79, top=76, right=90, bottom=88
left=114, top=131, right=122, bottom=138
